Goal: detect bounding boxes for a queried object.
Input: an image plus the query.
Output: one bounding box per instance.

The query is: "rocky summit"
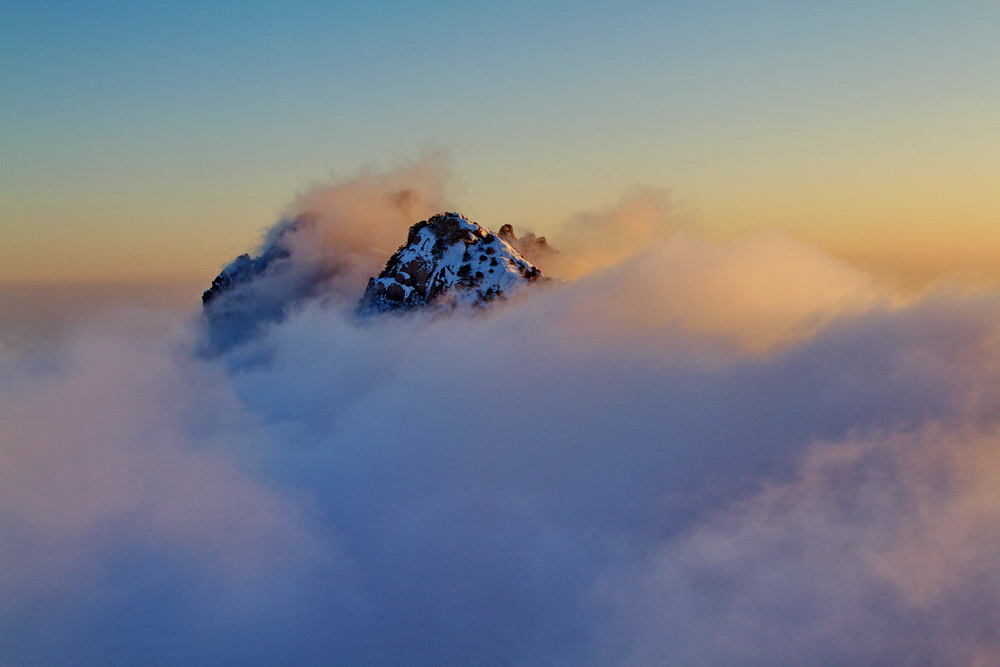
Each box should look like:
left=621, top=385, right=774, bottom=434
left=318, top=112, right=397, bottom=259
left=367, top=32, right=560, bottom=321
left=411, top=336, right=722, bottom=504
left=358, top=213, right=544, bottom=313
left=200, top=212, right=547, bottom=351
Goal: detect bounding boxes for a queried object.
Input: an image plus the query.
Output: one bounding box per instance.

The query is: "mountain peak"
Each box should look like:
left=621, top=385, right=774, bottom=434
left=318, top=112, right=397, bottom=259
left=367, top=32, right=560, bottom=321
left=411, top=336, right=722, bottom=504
left=358, top=212, right=544, bottom=313
left=200, top=212, right=547, bottom=351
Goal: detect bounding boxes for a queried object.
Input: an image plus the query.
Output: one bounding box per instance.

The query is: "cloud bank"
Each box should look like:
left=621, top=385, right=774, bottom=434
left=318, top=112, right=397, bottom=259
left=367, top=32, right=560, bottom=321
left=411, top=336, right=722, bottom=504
left=2, top=163, right=998, bottom=665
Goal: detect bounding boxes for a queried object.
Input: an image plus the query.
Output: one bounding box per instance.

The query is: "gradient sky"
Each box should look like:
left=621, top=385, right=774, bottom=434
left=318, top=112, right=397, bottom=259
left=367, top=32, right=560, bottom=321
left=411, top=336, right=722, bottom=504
left=2, top=1, right=998, bottom=286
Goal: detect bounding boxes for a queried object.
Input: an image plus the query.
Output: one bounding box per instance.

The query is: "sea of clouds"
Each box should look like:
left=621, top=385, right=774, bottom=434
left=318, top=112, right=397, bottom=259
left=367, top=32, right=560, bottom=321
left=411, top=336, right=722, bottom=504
left=2, top=160, right=998, bottom=665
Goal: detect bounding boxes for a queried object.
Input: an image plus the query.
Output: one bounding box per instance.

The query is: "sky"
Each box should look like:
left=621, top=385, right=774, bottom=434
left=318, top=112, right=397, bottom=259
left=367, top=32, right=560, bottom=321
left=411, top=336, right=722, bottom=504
left=2, top=1, right=998, bottom=287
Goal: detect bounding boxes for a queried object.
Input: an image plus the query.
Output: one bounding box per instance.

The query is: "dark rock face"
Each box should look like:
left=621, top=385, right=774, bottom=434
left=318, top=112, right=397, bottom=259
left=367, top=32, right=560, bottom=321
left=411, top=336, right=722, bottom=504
left=498, top=223, right=555, bottom=267
left=202, top=251, right=280, bottom=306
left=358, top=213, right=544, bottom=314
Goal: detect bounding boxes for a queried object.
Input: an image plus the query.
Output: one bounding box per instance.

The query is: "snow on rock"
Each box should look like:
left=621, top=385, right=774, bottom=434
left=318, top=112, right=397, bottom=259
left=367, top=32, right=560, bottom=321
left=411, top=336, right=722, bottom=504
left=358, top=213, right=544, bottom=314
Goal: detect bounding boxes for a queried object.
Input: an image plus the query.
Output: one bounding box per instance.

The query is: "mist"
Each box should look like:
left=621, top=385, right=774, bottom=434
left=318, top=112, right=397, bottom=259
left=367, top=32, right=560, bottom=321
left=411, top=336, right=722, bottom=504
left=2, top=163, right=998, bottom=665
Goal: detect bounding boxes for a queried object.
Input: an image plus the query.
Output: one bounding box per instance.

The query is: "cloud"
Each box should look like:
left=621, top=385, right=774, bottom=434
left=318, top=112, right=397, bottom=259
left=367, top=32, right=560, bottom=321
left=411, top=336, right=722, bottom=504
left=532, top=230, right=885, bottom=353
left=2, top=165, right=999, bottom=664
left=534, top=187, right=680, bottom=280
left=594, top=421, right=1000, bottom=666
left=0, top=313, right=357, bottom=663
